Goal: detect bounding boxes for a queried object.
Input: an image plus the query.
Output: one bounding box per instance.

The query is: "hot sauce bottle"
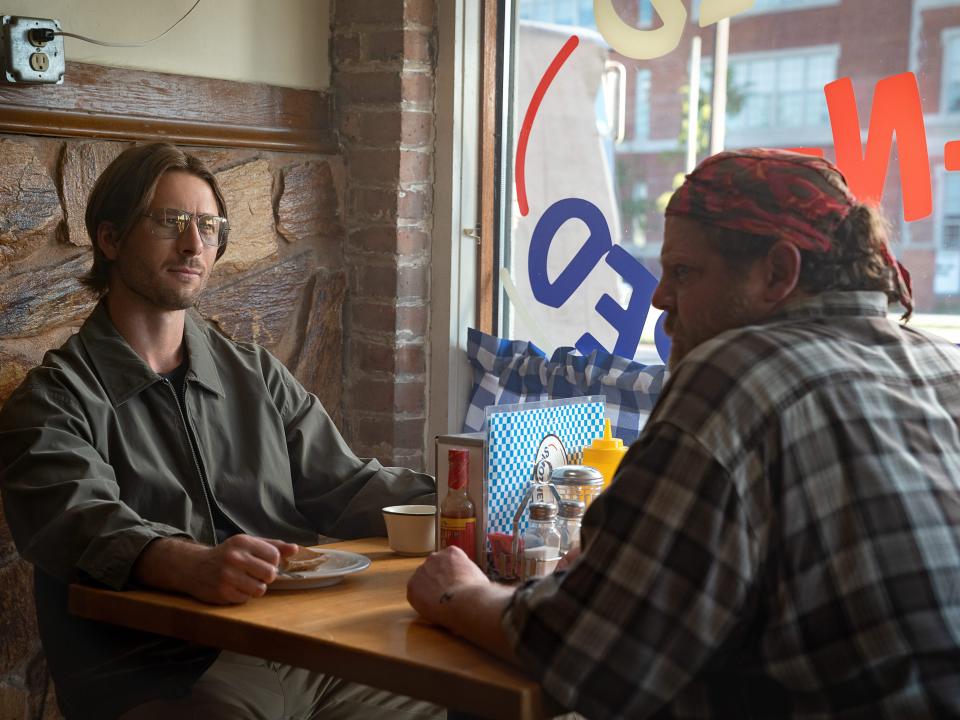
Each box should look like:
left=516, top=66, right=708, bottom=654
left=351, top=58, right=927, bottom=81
left=439, top=448, right=476, bottom=561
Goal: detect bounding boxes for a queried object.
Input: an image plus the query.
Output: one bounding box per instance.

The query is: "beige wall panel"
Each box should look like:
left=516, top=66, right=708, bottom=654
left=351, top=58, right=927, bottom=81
left=1, top=0, right=330, bottom=90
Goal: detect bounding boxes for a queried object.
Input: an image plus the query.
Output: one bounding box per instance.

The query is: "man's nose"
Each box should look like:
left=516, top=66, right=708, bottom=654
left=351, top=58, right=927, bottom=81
left=651, top=280, right=670, bottom=311
left=177, top=218, right=204, bottom=255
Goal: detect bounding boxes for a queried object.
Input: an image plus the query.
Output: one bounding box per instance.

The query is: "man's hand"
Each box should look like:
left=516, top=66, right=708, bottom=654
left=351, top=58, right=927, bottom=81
left=406, top=546, right=518, bottom=663
left=134, top=535, right=299, bottom=604
left=407, top=546, right=490, bottom=625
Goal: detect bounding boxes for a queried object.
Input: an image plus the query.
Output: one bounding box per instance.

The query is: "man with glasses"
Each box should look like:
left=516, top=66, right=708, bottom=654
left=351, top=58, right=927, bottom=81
left=0, top=143, right=441, bottom=719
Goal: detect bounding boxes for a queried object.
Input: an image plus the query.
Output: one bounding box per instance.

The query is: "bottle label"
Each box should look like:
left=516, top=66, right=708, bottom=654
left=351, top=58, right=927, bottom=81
left=440, top=517, right=476, bottom=561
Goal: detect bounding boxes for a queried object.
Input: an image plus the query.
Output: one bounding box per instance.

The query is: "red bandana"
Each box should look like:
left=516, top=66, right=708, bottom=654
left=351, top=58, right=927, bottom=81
left=665, top=148, right=913, bottom=317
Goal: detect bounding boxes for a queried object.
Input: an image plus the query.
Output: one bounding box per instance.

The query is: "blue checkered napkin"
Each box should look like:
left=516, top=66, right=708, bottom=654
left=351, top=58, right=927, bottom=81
left=463, top=328, right=668, bottom=445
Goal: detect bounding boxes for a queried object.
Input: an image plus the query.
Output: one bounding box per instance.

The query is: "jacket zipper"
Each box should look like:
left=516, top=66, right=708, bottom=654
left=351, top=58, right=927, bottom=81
left=163, top=378, right=218, bottom=546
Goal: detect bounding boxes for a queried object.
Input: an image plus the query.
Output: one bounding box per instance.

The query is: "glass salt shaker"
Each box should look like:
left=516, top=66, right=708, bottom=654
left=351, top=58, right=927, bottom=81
left=557, top=499, right=585, bottom=555
left=521, top=502, right=561, bottom=580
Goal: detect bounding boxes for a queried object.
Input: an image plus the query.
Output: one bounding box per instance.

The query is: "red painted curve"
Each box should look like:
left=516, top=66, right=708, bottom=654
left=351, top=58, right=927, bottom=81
left=515, top=34, right=580, bottom=217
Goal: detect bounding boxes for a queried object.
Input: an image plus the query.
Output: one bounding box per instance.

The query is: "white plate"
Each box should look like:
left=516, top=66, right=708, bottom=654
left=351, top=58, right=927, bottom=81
left=269, top=549, right=371, bottom=590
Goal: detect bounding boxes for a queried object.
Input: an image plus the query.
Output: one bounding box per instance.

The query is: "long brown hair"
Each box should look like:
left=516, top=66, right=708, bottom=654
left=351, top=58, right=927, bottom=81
left=81, top=143, right=229, bottom=295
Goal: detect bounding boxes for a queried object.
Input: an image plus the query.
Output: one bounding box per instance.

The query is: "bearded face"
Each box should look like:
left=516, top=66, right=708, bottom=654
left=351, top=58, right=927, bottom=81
left=653, top=216, right=770, bottom=370
left=104, top=171, right=219, bottom=312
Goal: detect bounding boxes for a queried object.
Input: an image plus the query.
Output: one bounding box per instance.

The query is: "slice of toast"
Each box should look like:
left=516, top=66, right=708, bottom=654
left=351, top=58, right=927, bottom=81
left=280, top=546, right=332, bottom=574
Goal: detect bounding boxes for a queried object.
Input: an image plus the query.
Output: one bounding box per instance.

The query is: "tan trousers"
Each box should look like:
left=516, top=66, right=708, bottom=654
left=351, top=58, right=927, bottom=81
left=119, top=650, right=446, bottom=720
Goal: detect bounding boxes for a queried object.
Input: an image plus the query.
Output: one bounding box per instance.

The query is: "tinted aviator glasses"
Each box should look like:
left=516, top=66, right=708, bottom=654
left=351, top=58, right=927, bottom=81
left=143, top=208, right=229, bottom=247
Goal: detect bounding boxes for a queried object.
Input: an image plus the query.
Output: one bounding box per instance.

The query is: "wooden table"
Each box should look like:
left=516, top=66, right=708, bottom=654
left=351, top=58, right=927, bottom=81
left=69, top=538, right=557, bottom=720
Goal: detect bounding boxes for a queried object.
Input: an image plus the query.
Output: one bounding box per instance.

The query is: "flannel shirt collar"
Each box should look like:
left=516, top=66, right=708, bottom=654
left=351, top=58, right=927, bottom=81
left=767, top=290, right=889, bottom=324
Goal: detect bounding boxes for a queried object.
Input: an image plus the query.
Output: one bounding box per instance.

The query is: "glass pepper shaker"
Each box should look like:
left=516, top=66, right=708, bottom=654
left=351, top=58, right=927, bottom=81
left=557, top=499, right=585, bottom=555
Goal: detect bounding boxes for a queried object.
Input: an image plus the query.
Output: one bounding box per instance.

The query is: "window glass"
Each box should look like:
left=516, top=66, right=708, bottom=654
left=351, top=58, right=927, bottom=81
left=946, top=33, right=960, bottom=114
left=692, top=0, right=842, bottom=16
left=943, top=174, right=960, bottom=250
left=724, top=50, right=834, bottom=131
left=638, top=0, right=655, bottom=27
left=753, top=0, right=837, bottom=11
left=634, top=68, right=651, bottom=140
left=553, top=0, right=577, bottom=26
left=935, top=175, right=960, bottom=298
left=502, top=1, right=960, bottom=360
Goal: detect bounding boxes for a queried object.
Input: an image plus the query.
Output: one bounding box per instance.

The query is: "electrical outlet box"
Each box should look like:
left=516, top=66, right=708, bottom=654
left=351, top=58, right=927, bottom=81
left=1, top=16, right=64, bottom=84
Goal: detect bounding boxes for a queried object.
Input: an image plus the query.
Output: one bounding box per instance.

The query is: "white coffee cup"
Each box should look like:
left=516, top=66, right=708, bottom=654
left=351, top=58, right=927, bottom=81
left=382, top=505, right=437, bottom=556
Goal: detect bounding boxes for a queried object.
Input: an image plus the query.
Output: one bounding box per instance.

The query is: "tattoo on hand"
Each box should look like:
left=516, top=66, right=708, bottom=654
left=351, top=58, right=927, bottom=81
left=439, top=591, right=453, bottom=604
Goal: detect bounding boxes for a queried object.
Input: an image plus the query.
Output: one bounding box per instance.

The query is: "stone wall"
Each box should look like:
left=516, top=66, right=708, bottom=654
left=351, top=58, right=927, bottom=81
left=0, top=136, right=349, bottom=717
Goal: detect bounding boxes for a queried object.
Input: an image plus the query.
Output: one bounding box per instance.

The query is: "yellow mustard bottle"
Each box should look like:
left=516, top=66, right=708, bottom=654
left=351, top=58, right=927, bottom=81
left=581, top=419, right=628, bottom=490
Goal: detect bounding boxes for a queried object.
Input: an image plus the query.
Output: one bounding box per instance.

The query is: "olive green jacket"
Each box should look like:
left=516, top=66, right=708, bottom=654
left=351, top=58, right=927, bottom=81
left=0, top=300, right=435, bottom=717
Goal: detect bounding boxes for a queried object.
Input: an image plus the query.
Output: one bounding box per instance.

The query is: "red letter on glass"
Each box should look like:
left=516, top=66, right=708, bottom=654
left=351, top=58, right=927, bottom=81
left=824, top=72, right=931, bottom=222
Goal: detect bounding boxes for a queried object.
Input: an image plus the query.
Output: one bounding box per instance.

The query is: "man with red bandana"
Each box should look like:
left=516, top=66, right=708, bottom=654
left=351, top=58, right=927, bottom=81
left=407, top=149, right=960, bottom=718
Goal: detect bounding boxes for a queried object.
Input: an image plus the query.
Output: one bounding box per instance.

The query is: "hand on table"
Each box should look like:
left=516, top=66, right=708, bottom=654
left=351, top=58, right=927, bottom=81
left=407, top=546, right=519, bottom=663
left=406, top=545, right=490, bottom=625
left=134, top=534, right=299, bottom=604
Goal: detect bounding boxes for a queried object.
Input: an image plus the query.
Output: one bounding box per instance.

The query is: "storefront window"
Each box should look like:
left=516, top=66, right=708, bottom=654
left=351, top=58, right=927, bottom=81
left=498, top=0, right=960, bottom=361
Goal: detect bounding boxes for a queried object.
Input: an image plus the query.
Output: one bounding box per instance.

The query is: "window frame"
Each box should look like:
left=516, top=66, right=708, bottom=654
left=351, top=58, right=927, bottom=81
left=428, top=0, right=490, bottom=460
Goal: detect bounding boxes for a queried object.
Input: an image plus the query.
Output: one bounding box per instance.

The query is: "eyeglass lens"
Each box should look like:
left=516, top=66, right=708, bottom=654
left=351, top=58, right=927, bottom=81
left=151, top=209, right=225, bottom=245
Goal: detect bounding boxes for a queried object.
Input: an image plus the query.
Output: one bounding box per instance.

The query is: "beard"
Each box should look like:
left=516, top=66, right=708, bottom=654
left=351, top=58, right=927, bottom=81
left=665, top=292, right=759, bottom=370
left=114, top=253, right=208, bottom=311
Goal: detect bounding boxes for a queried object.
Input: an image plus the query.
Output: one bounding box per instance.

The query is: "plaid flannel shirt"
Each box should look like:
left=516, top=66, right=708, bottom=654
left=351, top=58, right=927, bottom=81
left=502, top=291, right=960, bottom=719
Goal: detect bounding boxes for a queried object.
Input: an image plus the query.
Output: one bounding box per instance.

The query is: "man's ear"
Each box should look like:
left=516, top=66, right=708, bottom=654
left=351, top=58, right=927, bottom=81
left=762, top=240, right=802, bottom=304
left=96, top=221, right=120, bottom=260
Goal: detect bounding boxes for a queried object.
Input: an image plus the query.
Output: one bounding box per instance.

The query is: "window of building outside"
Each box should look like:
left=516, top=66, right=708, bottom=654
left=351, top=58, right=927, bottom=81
left=745, top=0, right=840, bottom=13
left=936, top=173, right=960, bottom=297
left=638, top=0, right=654, bottom=26
left=944, top=174, right=960, bottom=249
left=497, top=0, right=960, bottom=365
left=944, top=31, right=960, bottom=114
left=692, top=0, right=842, bottom=17
left=634, top=68, right=651, bottom=140
left=726, top=49, right=836, bottom=130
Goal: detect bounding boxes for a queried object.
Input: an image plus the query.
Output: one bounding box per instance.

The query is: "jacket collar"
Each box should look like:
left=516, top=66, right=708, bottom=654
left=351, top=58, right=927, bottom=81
left=182, top=309, right=225, bottom=399
left=79, top=300, right=225, bottom=407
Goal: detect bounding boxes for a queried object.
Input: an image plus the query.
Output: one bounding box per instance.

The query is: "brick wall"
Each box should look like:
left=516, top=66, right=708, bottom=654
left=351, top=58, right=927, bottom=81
left=332, top=0, right=437, bottom=470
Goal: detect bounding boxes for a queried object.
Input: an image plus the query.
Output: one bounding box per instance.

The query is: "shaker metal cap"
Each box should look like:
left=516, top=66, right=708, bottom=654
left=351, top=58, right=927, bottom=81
left=528, top=502, right=558, bottom=521
left=549, top=464, right=604, bottom=486
left=558, top=499, right=585, bottom=519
